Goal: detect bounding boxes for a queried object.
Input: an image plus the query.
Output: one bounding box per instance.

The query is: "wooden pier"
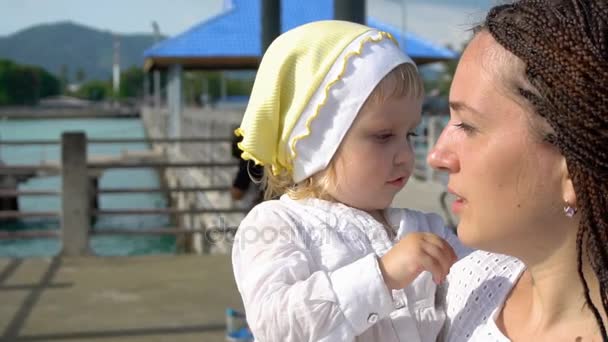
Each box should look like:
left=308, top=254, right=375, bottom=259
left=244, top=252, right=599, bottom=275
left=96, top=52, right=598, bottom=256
left=0, top=255, right=242, bottom=342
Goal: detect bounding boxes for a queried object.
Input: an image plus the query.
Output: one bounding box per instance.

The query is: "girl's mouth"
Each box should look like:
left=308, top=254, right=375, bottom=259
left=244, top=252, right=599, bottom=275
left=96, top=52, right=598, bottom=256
left=387, top=177, right=405, bottom=187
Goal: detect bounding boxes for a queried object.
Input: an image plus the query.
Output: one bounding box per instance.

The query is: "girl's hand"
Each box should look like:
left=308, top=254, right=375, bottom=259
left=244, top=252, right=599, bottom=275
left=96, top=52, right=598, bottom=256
left=378, top=232, right=457, bottom=290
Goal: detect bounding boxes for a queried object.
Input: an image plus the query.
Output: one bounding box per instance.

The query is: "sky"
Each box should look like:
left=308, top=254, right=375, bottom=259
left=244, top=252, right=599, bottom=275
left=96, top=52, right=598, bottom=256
left=0, top=0, right=497, bottom=48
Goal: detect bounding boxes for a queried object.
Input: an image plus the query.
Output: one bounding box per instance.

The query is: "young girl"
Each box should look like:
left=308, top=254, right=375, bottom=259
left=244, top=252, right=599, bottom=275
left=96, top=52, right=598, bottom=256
left=232, top=20, right=469, bottom=342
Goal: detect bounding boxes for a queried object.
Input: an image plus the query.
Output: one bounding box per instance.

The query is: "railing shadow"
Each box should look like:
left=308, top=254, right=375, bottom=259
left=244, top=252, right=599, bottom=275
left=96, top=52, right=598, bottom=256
left=2, top=257, right=63, bottom=340
left=4, top=324, right=226, bottom=341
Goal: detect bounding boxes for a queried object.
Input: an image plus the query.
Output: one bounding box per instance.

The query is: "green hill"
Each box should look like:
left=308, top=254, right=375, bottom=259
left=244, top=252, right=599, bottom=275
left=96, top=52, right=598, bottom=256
left=0, top=21, right=163, bottom=81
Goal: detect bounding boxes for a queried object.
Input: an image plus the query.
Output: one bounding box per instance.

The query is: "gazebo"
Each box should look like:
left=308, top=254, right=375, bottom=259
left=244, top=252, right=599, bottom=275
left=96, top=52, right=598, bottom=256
left=142, top=0, right=457, bottom=139
left=144, top=0, right=456, bottom=71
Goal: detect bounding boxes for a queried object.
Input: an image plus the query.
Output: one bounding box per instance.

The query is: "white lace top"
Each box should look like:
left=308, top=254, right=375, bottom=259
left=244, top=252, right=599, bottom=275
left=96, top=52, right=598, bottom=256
left=440, top=251, right=526, bottom=341
left=232, top=195, right=471, bottom=342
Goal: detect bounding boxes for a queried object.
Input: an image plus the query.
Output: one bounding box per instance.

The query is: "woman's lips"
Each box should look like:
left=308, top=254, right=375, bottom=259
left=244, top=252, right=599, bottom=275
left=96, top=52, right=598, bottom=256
left=447, top=187, right=466, bottom=213
left=452, top=197, right=466, bottom=213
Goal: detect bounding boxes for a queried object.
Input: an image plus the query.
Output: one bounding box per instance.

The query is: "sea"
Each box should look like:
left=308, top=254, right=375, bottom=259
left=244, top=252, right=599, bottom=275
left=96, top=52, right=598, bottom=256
left=0, top=117, right=174, bottom=257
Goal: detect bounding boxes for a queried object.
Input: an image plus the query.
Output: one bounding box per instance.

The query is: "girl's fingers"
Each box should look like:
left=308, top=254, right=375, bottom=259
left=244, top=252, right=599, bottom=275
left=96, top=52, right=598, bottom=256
left=417, top=251, right=446, bottom=284
left=421, top=233, right=458, bottom=263
left=421, top=244, right=453, bottom=280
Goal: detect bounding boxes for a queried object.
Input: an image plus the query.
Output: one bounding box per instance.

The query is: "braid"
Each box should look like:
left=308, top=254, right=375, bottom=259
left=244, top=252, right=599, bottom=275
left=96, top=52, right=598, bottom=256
left=573, top=168, right=608, bottom=340
left=485, top=0, right=608, bottom=338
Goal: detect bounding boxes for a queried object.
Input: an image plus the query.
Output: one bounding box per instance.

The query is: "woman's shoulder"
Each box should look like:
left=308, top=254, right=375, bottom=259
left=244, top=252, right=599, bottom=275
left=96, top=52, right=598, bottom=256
left=442, top=251, right=525, bottom=340
left=446, top=251, right=524, bottom=300
left=450, top=251, right=523, bottom=277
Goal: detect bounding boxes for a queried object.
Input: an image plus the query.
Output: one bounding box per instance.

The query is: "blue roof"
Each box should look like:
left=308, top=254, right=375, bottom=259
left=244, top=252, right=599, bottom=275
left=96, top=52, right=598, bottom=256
left=144, top=0, right=457, bottom=63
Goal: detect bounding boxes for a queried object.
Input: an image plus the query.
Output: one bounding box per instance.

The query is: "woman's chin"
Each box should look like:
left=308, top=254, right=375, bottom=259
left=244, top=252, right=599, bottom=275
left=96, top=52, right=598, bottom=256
left=456, top=222, right=486, bottom=250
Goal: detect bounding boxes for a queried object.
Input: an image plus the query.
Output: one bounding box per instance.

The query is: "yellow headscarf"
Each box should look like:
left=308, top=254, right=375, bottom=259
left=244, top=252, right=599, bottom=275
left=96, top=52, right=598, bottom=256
left=236, top=20, right=410, bottom=181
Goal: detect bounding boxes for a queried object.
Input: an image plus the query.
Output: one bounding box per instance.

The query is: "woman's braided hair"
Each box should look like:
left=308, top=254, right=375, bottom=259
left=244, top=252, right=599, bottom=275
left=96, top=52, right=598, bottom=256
left=483, top=0, right=608, bottom=337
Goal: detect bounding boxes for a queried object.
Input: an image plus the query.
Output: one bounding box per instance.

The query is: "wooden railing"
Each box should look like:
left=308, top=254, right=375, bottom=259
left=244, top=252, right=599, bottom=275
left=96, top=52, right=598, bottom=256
left=0, top=132, right=246, bottom=255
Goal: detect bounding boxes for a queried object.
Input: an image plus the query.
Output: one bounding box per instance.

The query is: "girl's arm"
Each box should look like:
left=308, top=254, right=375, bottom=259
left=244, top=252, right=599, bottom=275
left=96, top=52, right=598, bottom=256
left=232, top=205, right=394, bottom=341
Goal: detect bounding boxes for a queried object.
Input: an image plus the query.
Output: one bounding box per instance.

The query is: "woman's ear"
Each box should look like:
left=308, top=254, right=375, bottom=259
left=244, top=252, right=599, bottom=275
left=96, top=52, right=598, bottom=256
left=561, top=157, right=577, bottom=207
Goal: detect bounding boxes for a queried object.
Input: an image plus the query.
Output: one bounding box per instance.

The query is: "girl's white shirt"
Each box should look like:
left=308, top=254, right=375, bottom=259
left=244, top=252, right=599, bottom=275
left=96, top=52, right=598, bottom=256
left=440, top=251, right=526, bottom=341
left=232, top=194, right=471, bottom=342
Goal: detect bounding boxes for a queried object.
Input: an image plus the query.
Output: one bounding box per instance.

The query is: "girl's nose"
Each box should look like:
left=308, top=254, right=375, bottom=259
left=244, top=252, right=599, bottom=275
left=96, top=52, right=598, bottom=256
left=395, top=136, right=415, bottom=165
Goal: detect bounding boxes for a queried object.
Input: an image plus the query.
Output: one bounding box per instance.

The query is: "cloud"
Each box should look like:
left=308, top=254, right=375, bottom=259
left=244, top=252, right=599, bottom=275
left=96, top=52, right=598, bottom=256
left=369, top=0, right=492, bottom=47
left=0, top=0, right=225, bottom=36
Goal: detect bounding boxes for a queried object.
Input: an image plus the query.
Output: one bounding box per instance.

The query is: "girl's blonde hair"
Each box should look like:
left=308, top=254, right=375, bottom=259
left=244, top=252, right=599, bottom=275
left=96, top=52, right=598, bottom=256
left=261, top=62, right=424, bottom=201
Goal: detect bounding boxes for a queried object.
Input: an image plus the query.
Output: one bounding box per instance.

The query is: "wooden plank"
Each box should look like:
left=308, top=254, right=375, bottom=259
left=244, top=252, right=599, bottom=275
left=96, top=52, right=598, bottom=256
left=0, top=230, right=59, bottom=240
left=92, top=227, right=237, bottom=236
left=0, top=227, right=238, bottom=239
left=0, top=137, right=232, bottom=145
left=93, top=208, right=249, bottom=216
left=0, top=190, right=59, bottom=197
left=88, top=161, right=238, bottom=169
left=0, top=211, right=59, bottom=219
left=0, top=187, right=231, bottom=197
left=98, top=186, right=231, bottom=194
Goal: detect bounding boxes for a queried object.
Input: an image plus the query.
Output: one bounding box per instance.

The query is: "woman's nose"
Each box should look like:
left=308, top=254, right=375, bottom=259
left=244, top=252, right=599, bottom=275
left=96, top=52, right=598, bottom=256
left=427, top=138, right=459, bottom=173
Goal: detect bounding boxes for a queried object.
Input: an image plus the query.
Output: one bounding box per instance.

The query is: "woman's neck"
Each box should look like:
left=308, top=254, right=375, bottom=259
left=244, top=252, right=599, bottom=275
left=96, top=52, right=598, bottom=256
left=502, top=238, right=605, bottom=339
left=525, top=252, right=598, bottom=325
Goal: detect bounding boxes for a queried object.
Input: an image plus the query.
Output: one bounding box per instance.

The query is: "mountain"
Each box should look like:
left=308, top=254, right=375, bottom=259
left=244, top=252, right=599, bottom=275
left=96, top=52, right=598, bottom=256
left=0, top=21, right=164, bottom=81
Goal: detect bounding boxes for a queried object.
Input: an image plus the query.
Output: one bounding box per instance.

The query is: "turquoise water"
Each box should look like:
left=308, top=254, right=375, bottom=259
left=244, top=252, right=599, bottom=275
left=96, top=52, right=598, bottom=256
left=0, top=118, right=174, bottom=257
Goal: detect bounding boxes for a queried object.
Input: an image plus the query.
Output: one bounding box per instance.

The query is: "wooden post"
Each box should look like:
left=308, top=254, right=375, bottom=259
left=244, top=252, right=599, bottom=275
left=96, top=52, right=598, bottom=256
left=89, top=175, right=99, bottom=225
left=185, top=202, right=197, bottom=254
left=202, top=223, right=211, bottom=255
left=60, top=132, right=91, bottom=256
left=0, top=174, right=19, bottom=221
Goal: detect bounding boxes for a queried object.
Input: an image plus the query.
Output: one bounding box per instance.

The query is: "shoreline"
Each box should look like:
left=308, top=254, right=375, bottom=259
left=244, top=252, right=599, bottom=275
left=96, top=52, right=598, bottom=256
left=0, top=106, right=140, bottom=119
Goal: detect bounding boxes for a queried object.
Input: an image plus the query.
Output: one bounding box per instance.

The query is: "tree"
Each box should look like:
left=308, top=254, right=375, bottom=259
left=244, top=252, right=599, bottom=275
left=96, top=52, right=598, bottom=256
left=77, top=80, right=111, bottom=101
left=75, top=68, right=86, bottom=83
left=182, top=71, right=255, bottom=105
left=118, top=66, right=145, bottom=99
left=38, top=68, right=61, bottom=98
left=59, top=64, right=69, bottom=92
left=0, top=59, right=14, bottom=105
left=0, top=59, right=60, bottom=105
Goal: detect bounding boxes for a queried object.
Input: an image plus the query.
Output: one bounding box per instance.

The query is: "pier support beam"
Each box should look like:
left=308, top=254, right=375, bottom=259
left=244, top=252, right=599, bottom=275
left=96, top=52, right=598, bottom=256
left=143, top=72, right=150, bottom=105
left=153, top=70, right=161, bottom=110
left=333, top=0, right=366, bottom=24
left=167, top=64, right=183, bottom=151
left=262, top=0, right=281, bottom=52
left=61, top=132, right=91, bottom=256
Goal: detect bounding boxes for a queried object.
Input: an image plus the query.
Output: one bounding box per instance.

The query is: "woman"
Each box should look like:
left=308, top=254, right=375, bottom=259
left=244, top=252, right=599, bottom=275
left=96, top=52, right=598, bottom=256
left=428, top=1, right=607, bottom=341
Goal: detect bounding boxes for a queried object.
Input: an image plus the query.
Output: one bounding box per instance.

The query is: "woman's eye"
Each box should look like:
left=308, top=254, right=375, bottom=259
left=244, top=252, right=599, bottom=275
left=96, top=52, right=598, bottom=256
left=454, top=122, right=476, bottom=134
left=407, top=132, right=419, bottom=141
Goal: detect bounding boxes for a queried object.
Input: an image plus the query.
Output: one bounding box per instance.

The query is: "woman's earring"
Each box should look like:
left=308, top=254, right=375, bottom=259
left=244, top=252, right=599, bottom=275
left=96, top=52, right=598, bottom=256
left=564, top=202, right=577, bottom=218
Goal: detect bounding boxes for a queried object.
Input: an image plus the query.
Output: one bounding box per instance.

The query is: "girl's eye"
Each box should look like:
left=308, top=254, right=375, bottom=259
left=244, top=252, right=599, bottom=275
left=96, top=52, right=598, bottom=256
left=374, top=133, right=393, bottom=142
left=407, top=132, right=419, bottom=141
left=454, top=122, right=476, bottom=135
